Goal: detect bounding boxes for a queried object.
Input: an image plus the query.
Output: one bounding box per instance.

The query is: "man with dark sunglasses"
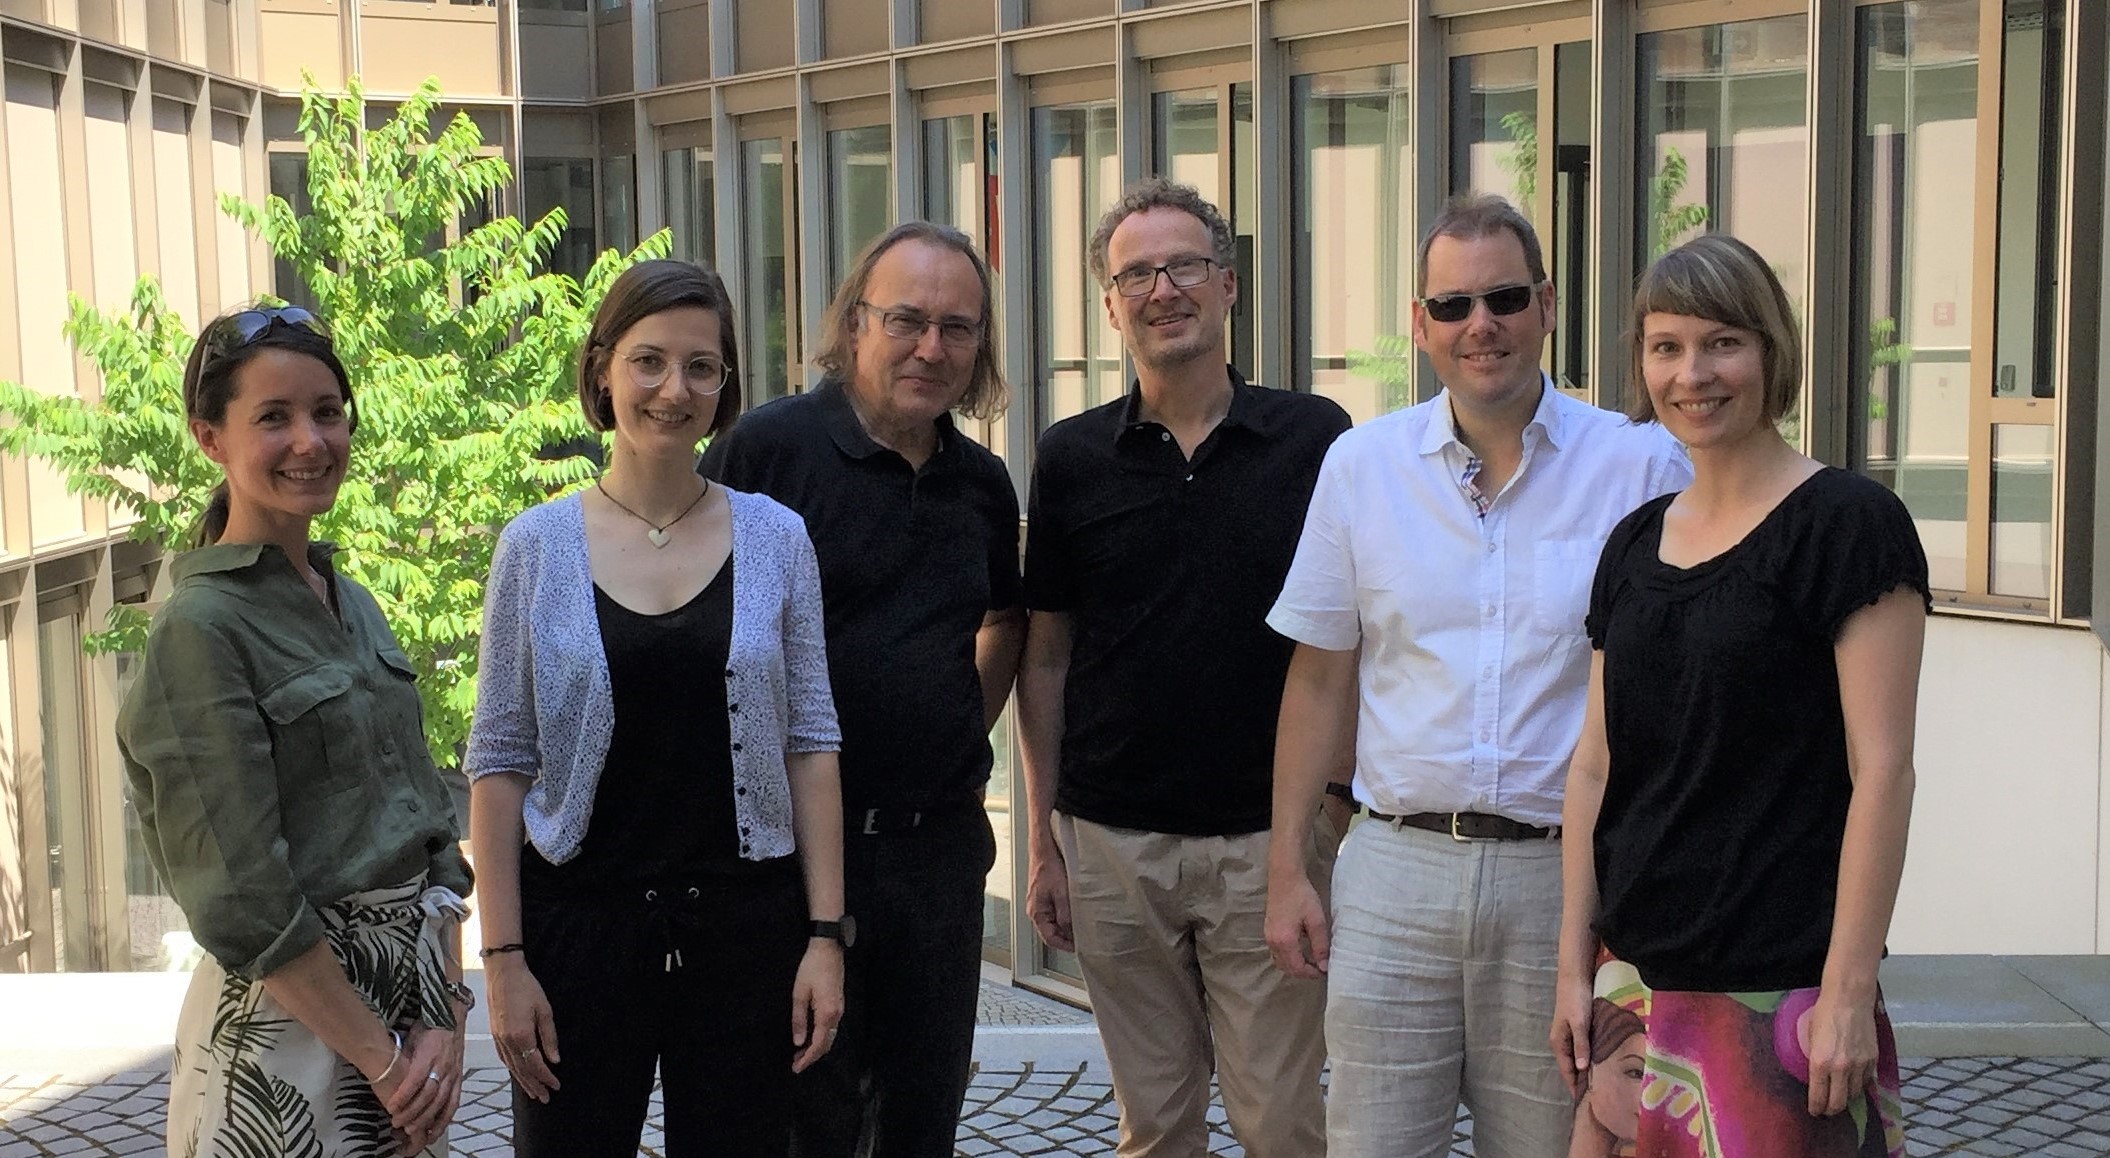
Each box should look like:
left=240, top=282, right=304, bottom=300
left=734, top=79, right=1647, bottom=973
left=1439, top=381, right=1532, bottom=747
left=1263, top=194, right=1691, bottom=1157
left=1016, top=178, right=1350, bottom=1156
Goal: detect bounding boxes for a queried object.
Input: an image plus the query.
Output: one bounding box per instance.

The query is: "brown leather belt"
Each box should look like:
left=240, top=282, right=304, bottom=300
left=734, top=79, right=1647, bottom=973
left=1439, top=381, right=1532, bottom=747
left=1365, top=809, right=1561, bottom=842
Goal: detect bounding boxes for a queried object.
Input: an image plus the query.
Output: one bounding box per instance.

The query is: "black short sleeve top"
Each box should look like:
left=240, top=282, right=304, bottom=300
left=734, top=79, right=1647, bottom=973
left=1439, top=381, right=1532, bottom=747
left=1585, top=467, right=1931, bottom=992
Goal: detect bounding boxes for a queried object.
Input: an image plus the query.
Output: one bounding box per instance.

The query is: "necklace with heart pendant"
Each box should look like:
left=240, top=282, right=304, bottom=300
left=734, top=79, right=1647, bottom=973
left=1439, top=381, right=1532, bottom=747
left=597, top=478, right=710, bottom=549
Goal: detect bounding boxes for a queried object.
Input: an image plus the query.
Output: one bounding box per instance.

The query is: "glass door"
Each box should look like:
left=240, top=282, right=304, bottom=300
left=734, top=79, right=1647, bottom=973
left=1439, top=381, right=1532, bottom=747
left=36, top=597, right=98, bottom=972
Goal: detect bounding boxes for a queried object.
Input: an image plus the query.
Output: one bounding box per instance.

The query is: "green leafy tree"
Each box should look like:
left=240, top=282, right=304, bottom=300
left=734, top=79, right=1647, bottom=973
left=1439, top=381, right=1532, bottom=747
left=1649, top=146, right=1713, bottom=258
left=0, top=77, right=671, bottom=767
left=1498, top=110, right=1539, bottom=208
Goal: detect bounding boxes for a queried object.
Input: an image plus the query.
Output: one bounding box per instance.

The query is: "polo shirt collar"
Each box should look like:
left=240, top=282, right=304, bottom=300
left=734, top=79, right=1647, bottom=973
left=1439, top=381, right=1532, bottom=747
left=175, top=539, right=339, bottom=581
left=1115, top=365, right=1256, bottom=444
left=1422, top=372, right=1566, bottom=456
left=815, top=376, right=964, bottom=461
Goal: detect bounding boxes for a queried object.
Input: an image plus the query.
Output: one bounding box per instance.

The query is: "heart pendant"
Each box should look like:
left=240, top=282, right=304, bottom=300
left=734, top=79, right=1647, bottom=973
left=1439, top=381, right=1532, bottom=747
left=647, top=527, right=671, bottom=548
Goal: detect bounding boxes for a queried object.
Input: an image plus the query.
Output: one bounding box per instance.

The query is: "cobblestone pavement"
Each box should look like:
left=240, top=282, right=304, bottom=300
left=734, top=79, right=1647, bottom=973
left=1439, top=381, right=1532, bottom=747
left=7, top=980, right=2108, bottom=1158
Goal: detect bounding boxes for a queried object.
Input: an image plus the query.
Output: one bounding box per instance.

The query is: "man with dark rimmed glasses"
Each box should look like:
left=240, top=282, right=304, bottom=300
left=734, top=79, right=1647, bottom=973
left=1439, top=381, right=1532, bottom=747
left=1016, top=177, right=1351, bottom=1156
left=702, top=222, right=1024, bottom=1158
left=1263, top=193, right=1691, bottom=1157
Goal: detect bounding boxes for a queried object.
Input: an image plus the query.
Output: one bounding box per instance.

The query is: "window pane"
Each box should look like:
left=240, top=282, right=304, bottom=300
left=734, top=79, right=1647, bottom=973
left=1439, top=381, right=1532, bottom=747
left=1032, top=102, right=1121, bottom=430
left=663, top=145, right=715, bottom=268
left=1853, top=0, right=1980, bottom=593
left=601, top=153, right=635, bottom=253
left=983, top=706, right=1015, bottom=966
left=1553, top=41, right=1593, bottom=394
left=268, top=153, right=322, bottom=312
left=1294, top=66, right=1414, bottom=424
left=827, top=125, right=892, bottom=295
left=1450, top=48, right=1539, bottom=212
left=1992, top=424, right=2055, bottom=598
left=39, top=611, right=89, bottom=972
left=1992, top=0, right=2063, bottom=400
left=1231, top=83, right=1256, bottom=375
left=523, top=156, right=597, bottom=280
left=1153, top=89, right=1220, bottom=203
left=923, top=114, right=1008, bottom=461
left=1637, top=15, right=1810, bottom=316
left=743, top=138, right=795, bottom=405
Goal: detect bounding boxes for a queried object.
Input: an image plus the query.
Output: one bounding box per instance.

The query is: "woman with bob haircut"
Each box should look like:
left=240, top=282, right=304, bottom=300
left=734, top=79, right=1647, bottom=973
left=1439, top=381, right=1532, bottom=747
left=466, top=259, right=846, bottom=1155
left=1552, top=234, right=1926, bottom=1157
left=119, top=305, right=475, bottom=1155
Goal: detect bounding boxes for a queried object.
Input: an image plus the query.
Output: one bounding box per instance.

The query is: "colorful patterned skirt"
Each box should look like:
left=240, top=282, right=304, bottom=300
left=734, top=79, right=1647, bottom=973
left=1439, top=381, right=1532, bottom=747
left=1572, top=957, right=1908, bottom=1158
left=167, top=877, right=467, bottom=1158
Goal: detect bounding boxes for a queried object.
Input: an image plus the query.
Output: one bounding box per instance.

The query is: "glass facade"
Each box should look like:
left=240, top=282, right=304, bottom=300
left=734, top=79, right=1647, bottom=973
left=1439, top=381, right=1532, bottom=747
left=522, top=156, right=598, bottom=281
left=663, top=145, right=716, bottom=268
left=743, top=136, right=797, bottom=405
left=1294, top=66, right=1414, bottom=425
left=1032, top=101, right=1121, bottom=430
left=828, top=125, right=894, bottom=293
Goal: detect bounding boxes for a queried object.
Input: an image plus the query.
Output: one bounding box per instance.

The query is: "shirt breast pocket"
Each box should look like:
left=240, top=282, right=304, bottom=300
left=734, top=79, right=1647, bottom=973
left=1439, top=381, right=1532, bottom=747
left=257, top=662, right=365, bottom=800
left=1532, top=538, right=1604, bottom=636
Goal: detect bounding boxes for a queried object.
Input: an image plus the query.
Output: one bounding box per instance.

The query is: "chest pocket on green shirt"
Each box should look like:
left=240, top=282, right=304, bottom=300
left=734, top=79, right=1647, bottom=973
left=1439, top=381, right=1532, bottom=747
left=258, top=662, right=366, bottom=802
left=372, top=647, right=424, bottom=763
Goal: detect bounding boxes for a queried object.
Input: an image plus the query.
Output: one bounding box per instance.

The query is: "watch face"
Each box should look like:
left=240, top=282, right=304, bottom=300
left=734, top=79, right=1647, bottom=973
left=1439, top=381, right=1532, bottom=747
left=815, top=916, right=858, bottom=949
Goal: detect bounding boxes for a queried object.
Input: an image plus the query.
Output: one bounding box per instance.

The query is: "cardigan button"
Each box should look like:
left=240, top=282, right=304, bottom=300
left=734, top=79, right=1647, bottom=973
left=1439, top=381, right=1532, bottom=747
left=725, top=668, right=735, bottom=678
left=732, top=742, right=743, bottom=752
left=729, top=703, right=739, bottom=713
left=736, top=786, right=746, bottom=796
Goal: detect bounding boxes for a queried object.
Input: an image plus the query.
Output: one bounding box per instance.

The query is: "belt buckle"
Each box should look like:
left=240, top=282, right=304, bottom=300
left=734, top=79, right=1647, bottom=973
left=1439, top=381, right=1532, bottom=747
left=1449, top=813, right=1489, bottom=843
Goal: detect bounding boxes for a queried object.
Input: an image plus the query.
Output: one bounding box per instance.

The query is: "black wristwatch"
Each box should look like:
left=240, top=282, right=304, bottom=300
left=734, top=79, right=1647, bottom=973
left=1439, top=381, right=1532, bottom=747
left=810, top=916, right=857, bottom=948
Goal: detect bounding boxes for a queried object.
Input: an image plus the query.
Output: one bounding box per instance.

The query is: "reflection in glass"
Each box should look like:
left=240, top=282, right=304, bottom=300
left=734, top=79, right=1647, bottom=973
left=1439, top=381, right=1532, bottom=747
left=1032, top=102, right=1121, bottom=430
left=1552, top=42, right=1593, bottom=393
left=523, top=156, right=598, bottom=280
left=923, top=114, right=1008, bottom=462
left=1991, top=424, right=2055, bottom=599
left=600, top=154, right=636, bottom=253
left=1852, top=0, right=1980, bottom=592
left=1450, top=49, right=1538, bottom=212
left=827, top=125, right=893, bottom=295
left=1231, top=83, right=1256, bottom=374
left=1154, top=89, right=1221, bottom=202
left=1149, top=87, right=1258, bottom=375
left=1992, top=0, right=2063, bottom=400
left=662, top=145, right=715, bottom=267
left=39, top=612, right=89, bottom=972
left=267, top=154, right=321, bottom=312
left=1637, top=16, right=1810, bottom=312
left=743, top=138, right=795, bottom=404
left=1293, top=67, right=1413, bottom=424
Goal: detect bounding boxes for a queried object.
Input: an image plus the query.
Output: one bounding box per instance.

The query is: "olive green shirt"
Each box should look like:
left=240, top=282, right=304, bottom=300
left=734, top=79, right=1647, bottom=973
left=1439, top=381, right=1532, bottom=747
left=117, top=541, right=473, bottom=980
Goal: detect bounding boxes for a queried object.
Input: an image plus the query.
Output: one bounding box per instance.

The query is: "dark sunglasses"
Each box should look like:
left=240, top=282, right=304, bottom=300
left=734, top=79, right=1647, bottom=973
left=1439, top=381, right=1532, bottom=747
left=207, top=306, right=327, bottom=354
left=1419, top=283, right=1541, bottom=324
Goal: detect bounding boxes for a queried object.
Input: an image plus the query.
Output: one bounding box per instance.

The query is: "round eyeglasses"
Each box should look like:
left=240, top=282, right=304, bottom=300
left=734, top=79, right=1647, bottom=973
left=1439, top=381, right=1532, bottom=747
left=616, top=349, right=730, bottom=395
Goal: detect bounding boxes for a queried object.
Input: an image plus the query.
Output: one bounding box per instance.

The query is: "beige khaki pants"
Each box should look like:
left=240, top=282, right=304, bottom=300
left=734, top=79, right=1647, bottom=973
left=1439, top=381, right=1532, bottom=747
left=1056, top=808, right=1341, bottom=1158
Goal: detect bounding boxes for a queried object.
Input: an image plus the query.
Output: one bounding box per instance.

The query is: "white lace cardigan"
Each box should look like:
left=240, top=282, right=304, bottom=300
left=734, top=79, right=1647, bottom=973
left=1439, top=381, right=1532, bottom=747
left=464, top=488, right=840, bottom=863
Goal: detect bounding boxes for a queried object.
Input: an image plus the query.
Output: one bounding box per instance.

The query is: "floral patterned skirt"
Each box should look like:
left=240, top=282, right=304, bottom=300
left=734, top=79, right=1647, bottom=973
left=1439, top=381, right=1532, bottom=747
left=166, top=877, right=467, bottom=1158
left=1572, top=957, right=1908, bottom=1158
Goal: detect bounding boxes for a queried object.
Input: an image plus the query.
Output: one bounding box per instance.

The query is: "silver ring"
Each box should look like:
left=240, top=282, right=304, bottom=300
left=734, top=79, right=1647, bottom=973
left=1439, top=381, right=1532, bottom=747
left=426, top=1071, right=440, bottom=1083
left=523, top=1046, right=539, bottom=1056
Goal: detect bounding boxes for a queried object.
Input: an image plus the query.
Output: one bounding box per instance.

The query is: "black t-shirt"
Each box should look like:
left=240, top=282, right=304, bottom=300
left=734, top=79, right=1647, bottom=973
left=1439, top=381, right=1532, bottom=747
left=1585, top=467, right=1931, bottom=992
left=525, top=562, right=739, bottom=887
left=700, top=379, right=1022, bottom=812
left=1023, top=371, right=1351, bottom=835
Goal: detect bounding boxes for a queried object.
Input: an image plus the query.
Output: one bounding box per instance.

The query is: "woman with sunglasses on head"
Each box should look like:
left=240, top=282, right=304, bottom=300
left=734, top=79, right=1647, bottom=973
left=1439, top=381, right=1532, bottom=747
left=1552, top=234, right=1926, bottom=1156
left=118, top=305, right=476, bottom=1156
left=465, top=259, right=846, bottom=1156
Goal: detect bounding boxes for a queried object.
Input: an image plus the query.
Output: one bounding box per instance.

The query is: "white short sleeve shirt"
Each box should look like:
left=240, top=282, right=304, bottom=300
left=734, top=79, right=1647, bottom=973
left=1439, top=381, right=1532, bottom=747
left=1267, top=382, right=1692, bottom=826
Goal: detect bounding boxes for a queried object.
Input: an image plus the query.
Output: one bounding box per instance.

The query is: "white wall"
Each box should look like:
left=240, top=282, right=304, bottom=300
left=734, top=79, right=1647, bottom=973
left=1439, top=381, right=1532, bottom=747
left=1890, top=616, right=2106, bottom=954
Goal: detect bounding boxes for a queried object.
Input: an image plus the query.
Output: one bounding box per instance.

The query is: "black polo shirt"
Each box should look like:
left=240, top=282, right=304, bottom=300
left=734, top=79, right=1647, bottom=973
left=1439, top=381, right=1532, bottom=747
left=701, top=378, right=1022, bottom=812
left=1023, top=369, right=1351, bottom=836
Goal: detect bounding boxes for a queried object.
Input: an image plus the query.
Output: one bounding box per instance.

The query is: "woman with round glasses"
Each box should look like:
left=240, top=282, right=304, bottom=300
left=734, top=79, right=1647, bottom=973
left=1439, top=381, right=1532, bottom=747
left=1553, top=235, right=1925, bottom=1156
left=118, top=305, right=476, bottom=1155
left=466, top=259, right=846, bottom=1155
